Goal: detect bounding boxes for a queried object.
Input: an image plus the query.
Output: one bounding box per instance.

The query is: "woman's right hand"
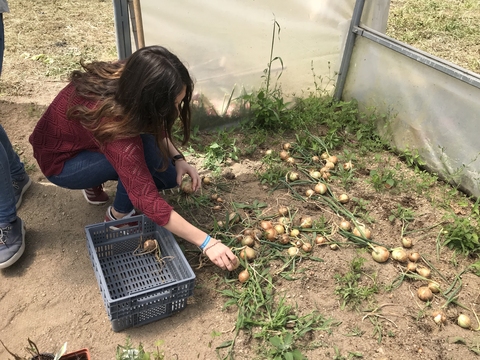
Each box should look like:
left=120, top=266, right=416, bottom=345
left=204, top=239, right=239, bottom=271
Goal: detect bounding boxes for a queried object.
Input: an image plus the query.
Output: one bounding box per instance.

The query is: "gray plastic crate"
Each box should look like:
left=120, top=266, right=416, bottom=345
left=85, top=215, right=196, bottom=332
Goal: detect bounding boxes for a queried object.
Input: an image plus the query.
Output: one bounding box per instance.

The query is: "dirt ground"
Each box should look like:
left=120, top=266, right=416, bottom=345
left=1, top=1, right=480, bottom=360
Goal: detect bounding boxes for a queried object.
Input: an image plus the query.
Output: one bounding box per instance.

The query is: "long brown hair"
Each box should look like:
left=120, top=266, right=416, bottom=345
left=67, top=45, right=194, bottom=169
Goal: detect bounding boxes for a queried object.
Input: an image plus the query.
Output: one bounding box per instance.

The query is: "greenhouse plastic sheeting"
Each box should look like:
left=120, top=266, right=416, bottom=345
left=141, top=0, right=389, bottom=114
left=342, top=36, right=480, bottom=197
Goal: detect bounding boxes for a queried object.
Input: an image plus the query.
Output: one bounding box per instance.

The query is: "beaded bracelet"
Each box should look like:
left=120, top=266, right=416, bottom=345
left=204, top=240, right=220, bottom=254
left=199, top=235, right=211, bottom=251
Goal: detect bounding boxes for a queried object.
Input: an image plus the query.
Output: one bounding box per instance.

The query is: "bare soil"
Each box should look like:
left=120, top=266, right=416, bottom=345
left=1, top=1, right=480, bottom=360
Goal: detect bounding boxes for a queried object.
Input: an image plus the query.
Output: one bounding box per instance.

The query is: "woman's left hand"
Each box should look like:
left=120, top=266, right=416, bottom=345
left=175, top=160, right=201, bottom=191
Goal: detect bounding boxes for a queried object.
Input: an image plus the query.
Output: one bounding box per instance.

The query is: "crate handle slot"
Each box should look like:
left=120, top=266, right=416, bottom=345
left=136, top=289, right=172, bottom=305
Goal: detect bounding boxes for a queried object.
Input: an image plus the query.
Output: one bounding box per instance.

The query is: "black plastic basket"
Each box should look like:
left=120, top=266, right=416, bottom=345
left=85, top=215, right=196, bottom=332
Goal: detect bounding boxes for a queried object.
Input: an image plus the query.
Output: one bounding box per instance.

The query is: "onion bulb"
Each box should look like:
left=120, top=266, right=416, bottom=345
left=401, top=237, right=413, bottom=248
left=391, top=248, right=408, bottom=263
left=343, top=161, right=353, bottom=170
left=330, top=243, right=339, bottom=250
left=338, top=194, right=350, bottom=204
left=180, top=178, right=194, bottom=194
left=321, top=152, right=329, bottom=160
left=352, top=226, right=372, bottom=239
left=274, top=224, right=285, bottom=235
left=371, top=246, right=389, bottom=263
left=432, top=310, right=446, bottom=325
left=238, top=269, right=250, bottom=283
left=241, top=235, right=255, bottom=247
left=277, top=217, right=290, bottom=226
left=265, top=149, right=273, bottom=156
left=240, top=246, right=256, bottom=261
left=408, top=252, right=421, bottom=262
left=288, top=171, right=299, bottom=182
left=339, top=220, right=351, bottom=231
left=457, top=314, right=472, bottom=329
left=324, top=161, right=335, bottom=170
left=260, top=220, right=273, bottom=230
left=279, top=234, right=290, bottom=245
left=252, top=229, right=263, bottom=240
left=302, top=243, right=313, bottom=253
left=279, top=150, right=289, bottom=160
left=290, top=229, right=300, bottom=237
left=300, top=217, right=313, bottom=228
left=278, top=206, right=289, bottom=216
left=310, top=170, right=322, bottom=180
left=229, top=212, right=240, bottom=224
left=428, top=281, right=441, bottom=293
left=312, top=155, right=320, bottom=163
left=305, top=189, right=315, bottom=198
left=314, top=183, right=328, bottom=195
left=283, top=143, right=291, bottom=150
left=287, top=246, right=299, bottom=257
left=417, top=286, right=433, bottom=302
left=416, top=266, right=431, bottom=279
left=286, top=157, right=296, bottom=165
left=202, top=176, right=213, bottom=185
left=212, top=205, right=222, bottom=211
left=315, top=235, right=327, bottom=245
left=265, top=228, right=278, bottom=241
left=406, top=262, right=417, bottom=272
left=327, top=155, right=338, bottom=164
left=322, top=172, right=331, bottom=180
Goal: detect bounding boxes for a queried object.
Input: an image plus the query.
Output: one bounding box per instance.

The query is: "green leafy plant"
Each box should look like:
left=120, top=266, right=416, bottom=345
left=115, top=337, right=165, bottom=360
left=268, top=333, right=306, bottom=360
left=369, top=167, right=397, bottom=191
left=334, top=256, right=378, bottom=309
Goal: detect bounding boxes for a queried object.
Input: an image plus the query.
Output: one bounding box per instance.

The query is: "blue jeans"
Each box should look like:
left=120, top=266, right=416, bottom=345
left=0, top=13, right=4, bottom=76
left=47, top=134, right=178, bottom=213
left=0, top=125, right=26, bottom=224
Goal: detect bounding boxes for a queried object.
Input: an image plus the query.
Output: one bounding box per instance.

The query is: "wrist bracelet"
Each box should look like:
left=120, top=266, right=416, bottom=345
left=199, top=235, right=211, bottom=251
left=204, top=240, right=221, bottom=254
left=172, top=154, right=186, bottom=165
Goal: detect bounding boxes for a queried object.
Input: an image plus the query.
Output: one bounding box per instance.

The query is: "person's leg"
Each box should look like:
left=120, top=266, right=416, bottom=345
left=0, top=140, right=16, bottom=225
left=111, top=134, right=178, bottom=215
left=0, top=139, right=25, bottom=269
left=0, top=13, right=4, bottom=76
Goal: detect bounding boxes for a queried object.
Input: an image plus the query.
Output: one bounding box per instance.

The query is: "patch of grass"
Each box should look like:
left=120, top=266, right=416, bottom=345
left=115, top=337, right=165, bottom=360
left=388, top=0, right=480, bottom=73
left=334, top=256, right=378, bottom=310
left=442, top=208, right=480, bottom=256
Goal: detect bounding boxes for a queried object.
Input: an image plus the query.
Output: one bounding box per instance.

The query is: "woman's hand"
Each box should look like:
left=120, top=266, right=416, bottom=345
left=204, top=239, right=239, bottom=271
left=175, top=160, right=201, bottom=191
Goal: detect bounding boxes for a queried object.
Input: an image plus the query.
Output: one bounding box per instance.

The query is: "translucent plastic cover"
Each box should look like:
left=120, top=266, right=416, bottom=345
left=141, top=0, right=388, bottom=114
left=343, top=36, right=480, bottom=197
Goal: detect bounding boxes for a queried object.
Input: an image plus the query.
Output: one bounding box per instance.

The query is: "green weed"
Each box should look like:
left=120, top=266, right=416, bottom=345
left=334, top=256, right=378, bottom=310
left=115, top=337, right=165, bottom=360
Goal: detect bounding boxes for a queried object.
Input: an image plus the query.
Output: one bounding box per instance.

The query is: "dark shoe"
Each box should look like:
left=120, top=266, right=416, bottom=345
left=104, top=206, right=139, bottom=230
left=0, top=218, right=26, bottom=269
left=13, top=175, right=32, bottom=209
left=82, top=185, right=109, bottom=205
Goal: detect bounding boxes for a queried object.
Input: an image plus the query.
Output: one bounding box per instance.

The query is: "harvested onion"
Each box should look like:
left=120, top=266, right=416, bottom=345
left=338, top=194, right=350, bottom=204
left=432, top=310, right=446, bottom=325
left=457, top=314, right=472, bottom=329
left=406, top=262, right=417, bottom=272
left=290, top=229, right=300, bottom=237
left=241, top=235, right=255, bottom=247
left=274, top=224, right=285, bottom=235
left=288, top=171, right=299, bottom=182
left=315, top=235, right=327, bottom=245
left=408, top=252, right=421, bottom=262
left=283, top=143, right=291, bottom=150
left=352, top=226, right=371, bottom=239
left=300, top=217, right=313, bottom=228
left=371, top=246, right=389, bottom=263
left=180, top=178, right=194, bottom=194
left=391, top=248, right=408, bottom=263
left=238, top=269, right=250, bottom=283
left=416, top=266, right=431, bottom=279
left=339, top=220, right=351, bottom=231
left=279, top=234, right=290, bottom=245
left=279, top=150, right=289, bottom=160
left=401, top=237, right=413, bottom=248
left=428, top=281, right=441, bottom=293
left=260, top=220, right=273, bottom=230
left=314, top=183, right=328, bottom=195
left=278, top=206, right=289, bottom=216
left=417, top=286, right=433, bottom=302
left=287, top=247, right=299, bottom=257
left=240, top=246, right=256, bottom=261
left=302, top=243, right=313, bottom=253
left=265, top=228, right=278, bottom=241
left=305, top=189, right=315, bottom=198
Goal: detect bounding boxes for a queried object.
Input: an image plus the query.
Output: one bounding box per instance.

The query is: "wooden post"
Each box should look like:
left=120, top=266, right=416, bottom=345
left=128, top=0, right=145, bottom=49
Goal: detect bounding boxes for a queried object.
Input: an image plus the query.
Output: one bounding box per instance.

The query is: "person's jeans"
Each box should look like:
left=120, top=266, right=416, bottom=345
left=0, top=13, right=4, bottom=76
left=0, top=125, right=27, bottom=224
left=47, top=134, right=178, bottom=213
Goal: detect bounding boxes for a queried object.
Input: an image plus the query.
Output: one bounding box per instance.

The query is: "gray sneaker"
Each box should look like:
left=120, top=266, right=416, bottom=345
left=0, top=218, right=26, bottom=269
left=13, top=175, right=32, bottom=209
